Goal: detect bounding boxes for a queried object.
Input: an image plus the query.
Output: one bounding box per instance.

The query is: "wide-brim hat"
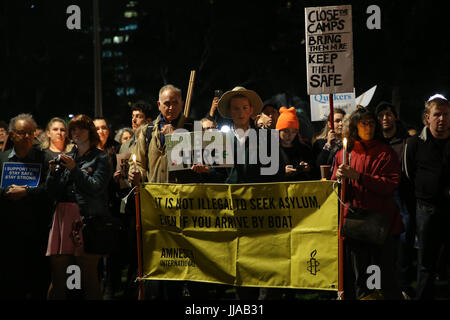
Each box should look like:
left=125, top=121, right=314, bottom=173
left=217, top=86, right=263, bottom=119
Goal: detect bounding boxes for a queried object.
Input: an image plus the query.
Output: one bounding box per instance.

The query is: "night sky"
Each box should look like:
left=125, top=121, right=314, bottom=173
left=1, top=0, right=448, bottom=137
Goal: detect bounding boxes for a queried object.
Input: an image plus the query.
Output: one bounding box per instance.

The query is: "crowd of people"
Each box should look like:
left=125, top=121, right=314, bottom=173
left=0, top=84, right=448, bottom=301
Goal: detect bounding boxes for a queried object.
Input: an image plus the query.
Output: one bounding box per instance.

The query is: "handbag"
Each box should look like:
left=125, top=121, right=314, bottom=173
left=82, top=215, right=123, bottom=254
left=342, top=206, right=390, bottom=245
left=341, top=152, right=390, bottom=245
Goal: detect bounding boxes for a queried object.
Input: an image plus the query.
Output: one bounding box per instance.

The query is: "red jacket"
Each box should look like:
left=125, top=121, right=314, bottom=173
left=332, top=140, right=404, bottom=236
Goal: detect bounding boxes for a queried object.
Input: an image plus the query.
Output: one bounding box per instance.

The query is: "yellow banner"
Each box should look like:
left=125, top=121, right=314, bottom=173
left=140, top=181, right=339, bottom=291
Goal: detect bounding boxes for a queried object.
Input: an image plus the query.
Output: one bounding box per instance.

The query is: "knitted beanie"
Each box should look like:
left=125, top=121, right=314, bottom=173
left=276, top=107, right=299, bottom=130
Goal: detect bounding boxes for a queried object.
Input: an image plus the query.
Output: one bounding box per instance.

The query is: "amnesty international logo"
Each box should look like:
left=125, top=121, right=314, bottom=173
left=307, top=250, right=320, bottom=276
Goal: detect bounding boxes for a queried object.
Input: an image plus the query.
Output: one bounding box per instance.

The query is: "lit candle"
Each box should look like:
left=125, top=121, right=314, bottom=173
left=132, top=154, right=137, bottom=172
left=342, top=138, right=347, bottom=166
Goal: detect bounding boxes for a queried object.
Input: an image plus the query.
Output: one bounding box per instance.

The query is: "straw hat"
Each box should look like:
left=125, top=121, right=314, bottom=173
left=217, top=86, right=263, bottom=119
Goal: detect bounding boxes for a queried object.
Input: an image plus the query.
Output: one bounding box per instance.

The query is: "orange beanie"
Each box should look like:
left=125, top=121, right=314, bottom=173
left=276, top=107, right=299, bottom=130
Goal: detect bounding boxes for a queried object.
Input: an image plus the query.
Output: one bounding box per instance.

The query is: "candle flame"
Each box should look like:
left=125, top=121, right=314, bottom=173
left=132, top=154, right=136, bottom=162
left=343, top=138, right=347, bottom=149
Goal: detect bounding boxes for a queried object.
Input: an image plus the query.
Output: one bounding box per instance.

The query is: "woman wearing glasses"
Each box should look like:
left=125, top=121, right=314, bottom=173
left=331, top=108, right=404, bottom=300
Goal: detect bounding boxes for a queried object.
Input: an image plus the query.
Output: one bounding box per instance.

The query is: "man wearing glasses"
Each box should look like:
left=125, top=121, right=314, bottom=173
left=0, top=113, right=52, bottom=299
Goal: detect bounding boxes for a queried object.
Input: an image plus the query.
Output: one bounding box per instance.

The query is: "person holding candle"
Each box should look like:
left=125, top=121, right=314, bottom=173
left=127, top=84, right=201, bottom=299
left=331, top=107, right=404, bottom=300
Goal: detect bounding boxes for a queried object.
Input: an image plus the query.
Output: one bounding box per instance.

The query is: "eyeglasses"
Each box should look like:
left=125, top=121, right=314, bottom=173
left=359, top=120, right=376, bottom=127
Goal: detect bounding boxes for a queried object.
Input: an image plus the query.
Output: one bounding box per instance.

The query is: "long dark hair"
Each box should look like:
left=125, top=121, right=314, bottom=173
left=346, top=108, right=381, bottom=150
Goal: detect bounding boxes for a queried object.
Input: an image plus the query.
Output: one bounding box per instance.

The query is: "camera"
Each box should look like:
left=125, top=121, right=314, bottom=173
left=294, top=163, right=307, bottom=171
left=53, top=154, right=64, bottom=173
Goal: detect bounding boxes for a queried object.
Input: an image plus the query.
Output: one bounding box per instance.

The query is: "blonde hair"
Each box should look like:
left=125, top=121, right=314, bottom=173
left=313, top=108, right=346, bottom=143
left=41, top=117, right=71, bottom=151
left=425, top=96, right=449, bottom=115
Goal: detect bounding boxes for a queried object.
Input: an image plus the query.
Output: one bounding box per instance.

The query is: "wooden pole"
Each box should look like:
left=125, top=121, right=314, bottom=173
left=135, top=185, right=144, bottom=300
left=184, top=70, right=196, bottom=118
left=329, top=93, right=335, bottom=130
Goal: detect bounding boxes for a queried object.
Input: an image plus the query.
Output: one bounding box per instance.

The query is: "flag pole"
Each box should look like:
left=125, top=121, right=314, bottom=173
left=135, top=185, right=144, bottom=300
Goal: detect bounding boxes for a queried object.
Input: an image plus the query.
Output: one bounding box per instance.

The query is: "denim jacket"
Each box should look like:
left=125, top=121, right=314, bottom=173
left=46, top=146, right=112, bottom=217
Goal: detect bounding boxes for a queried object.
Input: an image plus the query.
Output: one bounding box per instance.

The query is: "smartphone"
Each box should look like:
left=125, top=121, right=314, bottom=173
left=214, top=90, right=223, bottom=98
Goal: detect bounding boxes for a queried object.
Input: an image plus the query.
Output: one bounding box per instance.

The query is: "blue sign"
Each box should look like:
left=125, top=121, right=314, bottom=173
left=1, top=162, right=42, bottom=188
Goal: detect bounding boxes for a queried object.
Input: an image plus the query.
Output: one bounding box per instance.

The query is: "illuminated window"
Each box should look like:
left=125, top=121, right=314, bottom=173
left=114, top=51, right=124, bottom=57
left=126, top=88, right=136, bottom=96
left=124, top=35, right=130, bottom=42
left=102, top=38, right=112, bottom=45
left=124, top=11, right=138, bottom=18
left=102, top=51, right=112, bottom=58
left=126, top=1, right=138, bottom=8
left=115, top=65, right=128, bottom=71
left=116, top=88, right=125, bottom=96
left=119, top=24, right=138, bottom=31
left=113, top=36, right=124, bottom=44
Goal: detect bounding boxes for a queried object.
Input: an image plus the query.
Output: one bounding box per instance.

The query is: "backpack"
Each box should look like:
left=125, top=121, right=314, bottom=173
left=144, top=123, right=155, bottom=167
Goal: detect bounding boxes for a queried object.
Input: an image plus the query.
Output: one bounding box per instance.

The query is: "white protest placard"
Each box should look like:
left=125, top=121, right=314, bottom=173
left=310, top=91, right=356, bottom=122
left=355, top=85, right=377, bottom=107
left=305, top=5, right=354, bottom=95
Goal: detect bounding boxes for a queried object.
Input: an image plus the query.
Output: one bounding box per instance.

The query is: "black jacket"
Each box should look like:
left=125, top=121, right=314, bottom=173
left=0, top=145, right=52, bottom=289
left=404, top=127, right=450, bottom=207
left=313, top=138, right=342, bottom=168
left=46, top=146, right=112, bottom=217
left=276, top=139, right=316, bottom=182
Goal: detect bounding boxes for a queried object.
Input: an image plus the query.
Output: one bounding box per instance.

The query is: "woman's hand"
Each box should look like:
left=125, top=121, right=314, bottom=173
left=59, top=154, right=76, bottom=171
left=191, top=164, right=211, bottom=174
left=48, top=159, right=56, bottom=174
left=113, top=170, right=122, bottom=182
left=336, top=164, right=360, bottom=181
left=285, top=165, right=297, bottom=176
left=326, top=129, right=337, bottom=147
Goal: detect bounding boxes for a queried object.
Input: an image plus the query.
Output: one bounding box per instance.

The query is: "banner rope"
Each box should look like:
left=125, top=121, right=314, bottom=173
left=134, top=277, right=147, bottom=283
left=333, top=179, right=355, bottom=213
